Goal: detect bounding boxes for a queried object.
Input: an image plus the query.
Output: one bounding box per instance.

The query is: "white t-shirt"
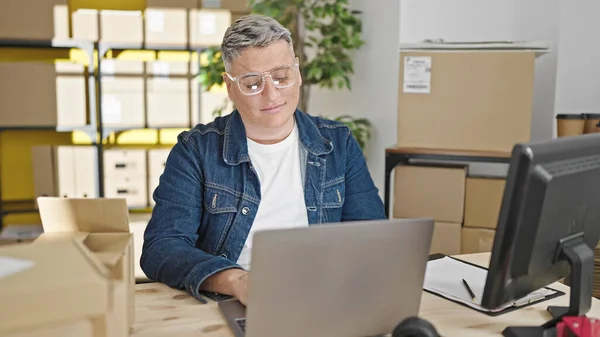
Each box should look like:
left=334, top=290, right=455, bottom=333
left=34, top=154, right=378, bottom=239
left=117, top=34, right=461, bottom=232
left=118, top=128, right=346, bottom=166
left=236, top=121, right=309, bottom=270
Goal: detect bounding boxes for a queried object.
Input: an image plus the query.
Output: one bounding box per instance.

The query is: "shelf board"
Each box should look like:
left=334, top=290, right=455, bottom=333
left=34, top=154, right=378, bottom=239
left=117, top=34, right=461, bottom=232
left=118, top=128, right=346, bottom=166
left=99, top=43, right=208, bottom=56
left=1, top=200, right=38, bottom=215
left=0, top=38, right=93, bottom=51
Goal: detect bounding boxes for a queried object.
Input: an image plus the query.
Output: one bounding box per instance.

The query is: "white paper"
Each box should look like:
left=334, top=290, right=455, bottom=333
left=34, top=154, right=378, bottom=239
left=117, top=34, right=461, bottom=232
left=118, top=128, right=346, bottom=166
left=198, top=13, right=217, bottom=36
left=0, top=256, right=34, bottom=280
left=146, top=10, right=165, bottom=33
left=403, top=56, right=431, bottom=94
left=102, top=95, right=122, bottom=124
left=423, top=256, right=557, bottom=313
left=0, top=225, right=43, bottom=240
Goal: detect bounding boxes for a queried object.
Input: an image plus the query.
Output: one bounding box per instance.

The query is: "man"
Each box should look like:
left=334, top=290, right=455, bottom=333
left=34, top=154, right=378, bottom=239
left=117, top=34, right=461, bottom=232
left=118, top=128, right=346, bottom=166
left=140, top=14, right=386, bottom=305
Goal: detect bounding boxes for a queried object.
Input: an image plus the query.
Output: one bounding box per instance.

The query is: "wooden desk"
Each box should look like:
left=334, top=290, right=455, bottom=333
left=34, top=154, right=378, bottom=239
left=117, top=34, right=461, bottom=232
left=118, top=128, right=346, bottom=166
left=131, top=253, right=600, bottom=337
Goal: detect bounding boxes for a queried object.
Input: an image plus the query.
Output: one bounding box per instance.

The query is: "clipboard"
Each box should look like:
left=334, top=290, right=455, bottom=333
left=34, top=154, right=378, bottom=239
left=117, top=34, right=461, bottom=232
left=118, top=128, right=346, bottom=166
left=424, top=254, right=565, bottom=316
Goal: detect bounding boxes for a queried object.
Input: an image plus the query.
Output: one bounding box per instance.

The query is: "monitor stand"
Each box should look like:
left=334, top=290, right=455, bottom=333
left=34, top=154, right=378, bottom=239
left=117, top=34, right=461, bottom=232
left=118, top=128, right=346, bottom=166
left=502, top=234, right=594, bottom=337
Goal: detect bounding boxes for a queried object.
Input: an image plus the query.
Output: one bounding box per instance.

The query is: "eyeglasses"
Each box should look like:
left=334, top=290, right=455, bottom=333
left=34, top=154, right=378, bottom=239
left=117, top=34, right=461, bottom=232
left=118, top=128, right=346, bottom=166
left=225, top=58, right=300, bottom=96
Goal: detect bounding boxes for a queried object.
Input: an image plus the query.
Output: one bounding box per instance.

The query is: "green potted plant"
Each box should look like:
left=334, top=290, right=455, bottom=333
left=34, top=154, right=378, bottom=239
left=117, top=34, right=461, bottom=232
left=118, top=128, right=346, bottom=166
left=197, top=0, right=373, bottom=150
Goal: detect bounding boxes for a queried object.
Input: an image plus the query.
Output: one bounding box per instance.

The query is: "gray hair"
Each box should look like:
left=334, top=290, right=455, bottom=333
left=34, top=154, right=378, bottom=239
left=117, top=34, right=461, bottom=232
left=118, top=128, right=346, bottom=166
left=221, top=14, right=294, bottom=72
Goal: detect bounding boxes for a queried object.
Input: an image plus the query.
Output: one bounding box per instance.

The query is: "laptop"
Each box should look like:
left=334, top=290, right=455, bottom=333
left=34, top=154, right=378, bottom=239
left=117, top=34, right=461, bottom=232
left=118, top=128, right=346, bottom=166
left=218, top=218, right=434, bottom=337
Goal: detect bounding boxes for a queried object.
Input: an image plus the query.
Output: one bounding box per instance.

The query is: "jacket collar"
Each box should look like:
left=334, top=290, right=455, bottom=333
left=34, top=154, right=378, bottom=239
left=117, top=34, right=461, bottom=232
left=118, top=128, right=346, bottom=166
left=223, top=110, right=333, bottom=165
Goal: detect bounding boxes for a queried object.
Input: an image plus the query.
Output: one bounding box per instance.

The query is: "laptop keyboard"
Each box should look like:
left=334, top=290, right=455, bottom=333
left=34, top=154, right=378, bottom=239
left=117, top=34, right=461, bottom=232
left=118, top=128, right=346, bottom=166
left=235, top=318, right=247, bottom=332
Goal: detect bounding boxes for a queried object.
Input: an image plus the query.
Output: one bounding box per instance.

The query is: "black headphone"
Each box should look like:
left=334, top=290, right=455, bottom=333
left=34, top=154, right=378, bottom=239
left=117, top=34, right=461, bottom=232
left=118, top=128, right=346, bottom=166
left=391, top=316, right=441, bottom=337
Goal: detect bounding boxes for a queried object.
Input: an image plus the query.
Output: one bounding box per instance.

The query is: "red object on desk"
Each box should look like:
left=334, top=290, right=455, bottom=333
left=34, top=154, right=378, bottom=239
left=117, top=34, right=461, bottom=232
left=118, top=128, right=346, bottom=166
left=557, top=316, right=600, bottom=337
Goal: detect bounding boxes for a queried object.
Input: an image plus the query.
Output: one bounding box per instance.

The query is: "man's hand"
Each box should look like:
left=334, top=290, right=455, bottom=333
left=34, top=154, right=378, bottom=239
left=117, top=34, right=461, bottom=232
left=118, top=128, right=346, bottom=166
left=229, top=271, right=249, bottom=305
left=200, top=268, right=250, bottom=305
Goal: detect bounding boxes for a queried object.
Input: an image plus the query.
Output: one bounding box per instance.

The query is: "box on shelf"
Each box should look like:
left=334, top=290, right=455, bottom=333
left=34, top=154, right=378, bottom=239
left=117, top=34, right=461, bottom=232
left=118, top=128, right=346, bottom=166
left=35, top=197, right=135, bottom=332
left=148, top=148, right=172, bottom=206
left=145, top=0, right=198, bottom=46
left=100, top=60, right=145, bottom=127
left=0, top=0, right=69, bottom=40
left=461, top=227, right=496, bottom=254
left=72, top=9, right=143, bottom=44
left=189, top=8, right=231, bottom=47
left=104, top=149, right=148, bottom=208
left=397, top=42, right=550, bottom=152
left=191, top=85, right=234, bottom=125
left=147, top=60, right=191, bottom=127
left=464, top=177, right=506, bottom=229
left=31, top=146, right=98, bottom=199
left=0, top=239, right=115, bottom=337
left=393, top=164, right=467, bottom=223
left=0, top=62, right=88, bottom=128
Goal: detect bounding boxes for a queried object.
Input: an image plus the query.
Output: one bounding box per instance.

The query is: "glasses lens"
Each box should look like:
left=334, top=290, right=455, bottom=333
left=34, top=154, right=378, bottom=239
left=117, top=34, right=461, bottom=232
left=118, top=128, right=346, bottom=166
left=238, top=74, right=264, bottom=95
left=270, top=66, right=296, bottom=88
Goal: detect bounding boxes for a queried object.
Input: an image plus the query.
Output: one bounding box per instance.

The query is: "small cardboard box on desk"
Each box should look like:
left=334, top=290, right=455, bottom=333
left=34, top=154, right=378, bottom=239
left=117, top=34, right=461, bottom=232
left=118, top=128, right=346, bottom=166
left=0, top=239, right=114, bottom=337
left=34, top=197, right=135, bottom=334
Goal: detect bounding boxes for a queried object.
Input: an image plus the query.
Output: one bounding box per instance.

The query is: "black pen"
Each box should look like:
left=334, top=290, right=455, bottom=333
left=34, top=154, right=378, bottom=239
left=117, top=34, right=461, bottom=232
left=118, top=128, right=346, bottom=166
left=462, top=278, right=476, bottom=302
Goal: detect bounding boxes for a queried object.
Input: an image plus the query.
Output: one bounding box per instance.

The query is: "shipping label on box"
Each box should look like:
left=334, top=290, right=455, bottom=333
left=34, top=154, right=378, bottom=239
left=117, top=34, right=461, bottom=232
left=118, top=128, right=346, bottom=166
left=189, top=9, right=231, bottom=47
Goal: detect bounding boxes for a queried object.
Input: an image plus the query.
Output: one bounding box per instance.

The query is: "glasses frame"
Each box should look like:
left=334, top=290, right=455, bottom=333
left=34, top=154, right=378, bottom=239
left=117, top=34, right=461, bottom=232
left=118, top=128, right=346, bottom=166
left=224, top=57, right=300, bottom=96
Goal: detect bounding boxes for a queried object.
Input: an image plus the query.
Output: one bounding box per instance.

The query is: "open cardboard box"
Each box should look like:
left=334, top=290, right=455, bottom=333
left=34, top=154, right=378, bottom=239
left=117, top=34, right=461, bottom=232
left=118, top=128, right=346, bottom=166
left=0, top=239, right=114, bottom=337
left=35, top=197, right=135, bottom=332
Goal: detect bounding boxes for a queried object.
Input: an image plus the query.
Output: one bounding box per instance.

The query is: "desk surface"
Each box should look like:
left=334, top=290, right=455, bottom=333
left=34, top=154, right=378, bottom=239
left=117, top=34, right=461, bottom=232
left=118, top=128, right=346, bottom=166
left=131, top=253, right=600, bottom=337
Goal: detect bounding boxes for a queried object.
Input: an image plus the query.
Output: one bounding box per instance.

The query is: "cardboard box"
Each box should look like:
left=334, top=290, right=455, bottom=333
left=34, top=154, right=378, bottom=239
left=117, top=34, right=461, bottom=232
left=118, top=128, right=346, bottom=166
left=464, top=177, right=506, bottom=229
left=393, top=165, right=467, bottom=223
left=31, top=146, right=98, bottom=199
left=189, top=8, right=231, bottom=47
left=104, top=149, right=148, bottom=207
left=461, top=227, right=496, bottom=254
left=0, top=239, right=112, bottom=337
left=147, top=60, right=191, bottom=127
left=0, top=0, right=69, bottom=40
left=430, top=221, right=461, bottom=255
left=148, top=148, right=172, bottom=206
left=397, top=43, right=544, bottom=152
left=145, top=0, right=198, bottom=46
left=191, top=86, right=234, bottom=125
left=72, top=9, right=143, bottom=44
left=100, top=60, right=145, bottom=127
left=35, top=197, right=135, bottom=331
left=0, top=62, right=88, bottom=128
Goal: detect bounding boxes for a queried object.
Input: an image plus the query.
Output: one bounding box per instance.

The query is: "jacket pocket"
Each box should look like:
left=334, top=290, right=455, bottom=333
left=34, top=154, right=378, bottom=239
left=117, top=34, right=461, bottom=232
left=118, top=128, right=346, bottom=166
left=202, top=184, right=240, bottom=254
left=322, top=179, right=345, bottom=222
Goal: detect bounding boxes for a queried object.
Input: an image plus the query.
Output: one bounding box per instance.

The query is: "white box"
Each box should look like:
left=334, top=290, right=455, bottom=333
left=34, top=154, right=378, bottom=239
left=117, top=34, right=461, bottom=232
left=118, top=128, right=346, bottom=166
left=147, top=148, right=171, bottom=206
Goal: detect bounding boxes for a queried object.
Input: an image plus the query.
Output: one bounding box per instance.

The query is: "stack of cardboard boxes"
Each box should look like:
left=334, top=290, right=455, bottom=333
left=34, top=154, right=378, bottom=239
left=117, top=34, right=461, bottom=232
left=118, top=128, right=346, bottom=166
left=393, top=42, right=549, bottom=254
left=0, top=0, right=243, bottom=129
left=0, top=198, right=135, bottom=337
left=31, top=146, right=173, bottom=209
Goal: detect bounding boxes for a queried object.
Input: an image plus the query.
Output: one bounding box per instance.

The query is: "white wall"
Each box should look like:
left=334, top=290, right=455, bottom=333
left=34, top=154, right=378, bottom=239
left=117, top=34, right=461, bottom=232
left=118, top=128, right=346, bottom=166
left=554, top=1, right=600, bottom=120
left=308, top=0, right=401, bottom=200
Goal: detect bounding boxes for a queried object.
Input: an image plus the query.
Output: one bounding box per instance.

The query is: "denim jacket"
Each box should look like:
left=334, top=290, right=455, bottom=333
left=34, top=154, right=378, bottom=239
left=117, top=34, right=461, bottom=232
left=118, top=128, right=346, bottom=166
left=140, top=109, right=386, bottom=301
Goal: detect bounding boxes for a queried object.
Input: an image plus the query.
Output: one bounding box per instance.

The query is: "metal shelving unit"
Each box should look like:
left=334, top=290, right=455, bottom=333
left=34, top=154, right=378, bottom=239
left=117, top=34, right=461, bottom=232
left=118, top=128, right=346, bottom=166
left=0, top=39, right=209, bottom=229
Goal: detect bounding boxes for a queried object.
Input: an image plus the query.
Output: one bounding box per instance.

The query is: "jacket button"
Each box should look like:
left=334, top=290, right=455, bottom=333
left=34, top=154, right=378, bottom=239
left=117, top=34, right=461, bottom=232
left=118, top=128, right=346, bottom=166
left=241, top=207, right=250, bottom=215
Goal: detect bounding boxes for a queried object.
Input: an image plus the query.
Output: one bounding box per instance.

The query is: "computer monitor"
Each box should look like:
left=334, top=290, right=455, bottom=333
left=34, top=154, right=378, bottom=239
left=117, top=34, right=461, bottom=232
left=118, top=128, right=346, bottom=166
left=479, top=132, right=600, bottom=337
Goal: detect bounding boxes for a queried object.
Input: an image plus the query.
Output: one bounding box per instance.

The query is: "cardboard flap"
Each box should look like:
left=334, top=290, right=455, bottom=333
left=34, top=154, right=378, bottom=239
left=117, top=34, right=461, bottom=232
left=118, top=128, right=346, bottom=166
left=84, top=233, right=132, bottom=267
left=37, top=197, right=130, bottom=233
